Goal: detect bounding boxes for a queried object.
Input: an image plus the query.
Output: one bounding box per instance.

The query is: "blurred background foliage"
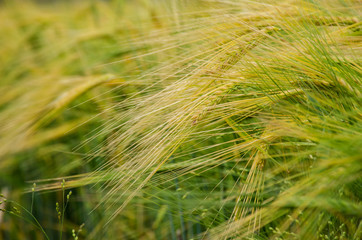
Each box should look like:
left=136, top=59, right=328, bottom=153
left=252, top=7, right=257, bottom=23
left=0, top=0, right=184, bottom=239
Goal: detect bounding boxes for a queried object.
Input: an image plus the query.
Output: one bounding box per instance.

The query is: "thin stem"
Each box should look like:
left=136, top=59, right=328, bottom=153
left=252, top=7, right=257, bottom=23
left=9, top=200, right=50, bottom=240
left=60, top=180, right=65, bottom=240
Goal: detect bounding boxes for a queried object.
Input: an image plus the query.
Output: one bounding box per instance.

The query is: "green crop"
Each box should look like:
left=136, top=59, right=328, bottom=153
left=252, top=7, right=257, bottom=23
left=0, top=0, right=360, bottom=239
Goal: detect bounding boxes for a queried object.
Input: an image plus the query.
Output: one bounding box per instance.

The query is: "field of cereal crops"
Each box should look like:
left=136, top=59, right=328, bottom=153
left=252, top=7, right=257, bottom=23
left=0, top=0, right=361, bottom=239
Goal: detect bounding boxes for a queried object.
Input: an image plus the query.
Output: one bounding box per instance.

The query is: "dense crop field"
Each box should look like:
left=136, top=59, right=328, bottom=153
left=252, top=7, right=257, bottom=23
left=0, top=0, right=361, bottom=239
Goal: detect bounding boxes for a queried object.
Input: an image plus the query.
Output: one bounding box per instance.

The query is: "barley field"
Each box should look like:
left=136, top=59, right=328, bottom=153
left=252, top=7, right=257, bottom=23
left=0, top=0, right=361, bottom=239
